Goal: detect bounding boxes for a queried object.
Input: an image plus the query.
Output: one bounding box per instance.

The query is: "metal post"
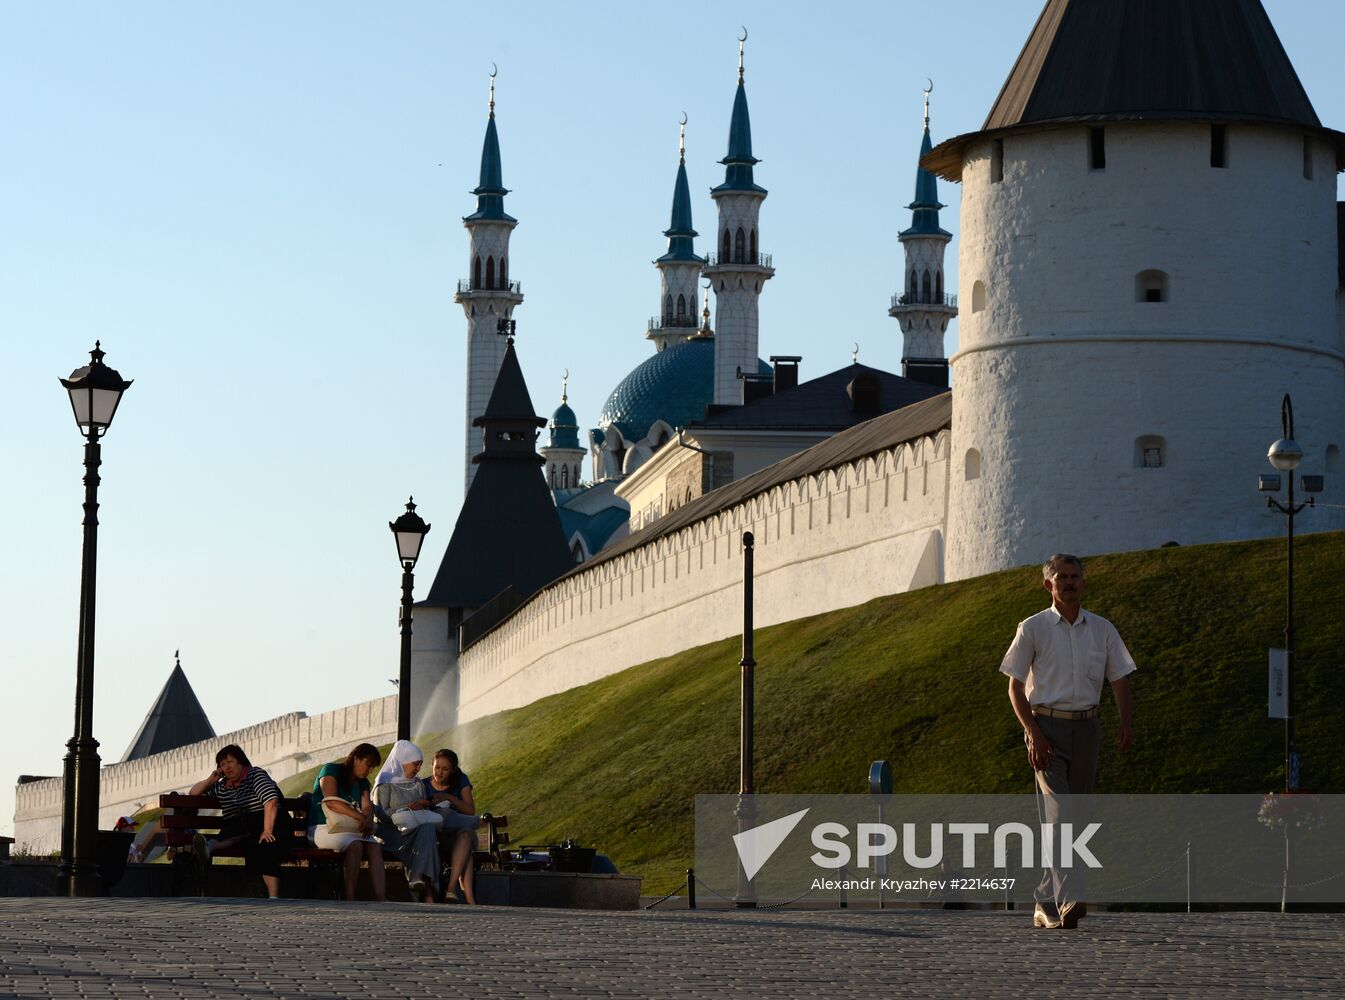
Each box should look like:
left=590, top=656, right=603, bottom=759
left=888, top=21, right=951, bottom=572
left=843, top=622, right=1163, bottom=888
left=687, top=868, right=696, bottom=910
left=1285, top=462, right=1295, bottom=795
left=1186, top=842, right=1191, bottom=914
left=57, top=434, right=104, bottom=897
left=734, top=531, right=758, bottom=908
left=397, top=564, right=415, bottom=741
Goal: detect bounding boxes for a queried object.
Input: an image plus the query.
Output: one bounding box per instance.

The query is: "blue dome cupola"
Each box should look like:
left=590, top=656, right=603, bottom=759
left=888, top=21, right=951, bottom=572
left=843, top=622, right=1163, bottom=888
left=649, top=117, right=706, bottom=352
left=888, top=83, right=956, bottom=389
left=703, top=29, right=775, bottom=406
left=540, top=371, right=587, bottom=495
left=454, top=65, right=525, bottom=491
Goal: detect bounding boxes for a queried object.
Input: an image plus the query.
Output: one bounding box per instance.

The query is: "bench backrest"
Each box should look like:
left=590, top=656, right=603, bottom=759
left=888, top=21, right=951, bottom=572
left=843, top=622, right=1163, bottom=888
left=157, top=792, right=313, bottom=849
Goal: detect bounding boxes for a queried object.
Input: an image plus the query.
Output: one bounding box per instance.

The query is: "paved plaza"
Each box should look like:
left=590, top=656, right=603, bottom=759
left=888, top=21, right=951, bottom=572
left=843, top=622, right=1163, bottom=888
left=1, top=899, right=1343, bottom=998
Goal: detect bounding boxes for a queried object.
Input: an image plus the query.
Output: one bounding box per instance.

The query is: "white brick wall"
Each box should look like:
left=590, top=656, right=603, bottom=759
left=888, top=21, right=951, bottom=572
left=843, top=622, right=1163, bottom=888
left=454, top=429, right=949, bottom=722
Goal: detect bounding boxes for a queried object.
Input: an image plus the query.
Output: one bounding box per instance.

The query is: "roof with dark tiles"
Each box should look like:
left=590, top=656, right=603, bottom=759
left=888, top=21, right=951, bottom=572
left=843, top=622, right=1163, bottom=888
left=924, top=0, right=1345, bottom=180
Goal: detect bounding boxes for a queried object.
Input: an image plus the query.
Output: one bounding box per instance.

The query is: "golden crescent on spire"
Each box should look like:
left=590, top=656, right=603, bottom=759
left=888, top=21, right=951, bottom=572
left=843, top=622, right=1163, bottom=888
left=488, top=64, right=497, bottom=118
left=679, top=112, right=687, bottom=162
left=738, top=26, right=747, bottom=81
left=561, top=368, right=569, bottom=403
left=851, top=342, right=860, bottom=364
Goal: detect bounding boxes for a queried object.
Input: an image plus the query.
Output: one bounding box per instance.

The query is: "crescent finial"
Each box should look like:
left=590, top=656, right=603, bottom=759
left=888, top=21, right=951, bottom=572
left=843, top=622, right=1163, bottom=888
left=488, top=64, right=497, bottom=118
left=851, top=342, right=860, bottom=364
left=680, top=110, right=688, bottom=127
left=739, top=26, right=748, bottom=42
left=490, top=63, right=498, bottom=79
left=923, top=78, right=933, bottom=128
left=924, top=78, right=933, bottom=95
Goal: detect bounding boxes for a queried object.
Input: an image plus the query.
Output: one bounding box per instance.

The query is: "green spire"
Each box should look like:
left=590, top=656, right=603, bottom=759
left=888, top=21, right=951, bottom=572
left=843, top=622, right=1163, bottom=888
left=660, top=119, right=701, bottom=263
left=466, top=69, right=516, bottom=223
left=713, top=33, right=766, bottom=195
left=901, top=91, right=949, bottom=238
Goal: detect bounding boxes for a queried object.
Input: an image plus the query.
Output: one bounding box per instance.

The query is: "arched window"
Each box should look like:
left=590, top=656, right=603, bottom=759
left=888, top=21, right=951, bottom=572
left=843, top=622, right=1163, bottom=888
left=735, top=227, right=746, bottom=263
left=561, top=464, right=570, bottom=489
left=722, top=229, right=731, bottom=260
left=485, top=256, right=496, bottom=290
left=1134, top=435, right=1166, bottom=469
left=472, top=256, right=481, bottom=289
left=910, top=269, right=919, bottom=299
left=676, top=294, right=686, bottom=322
left=1135, top=270, right=1169, bottom=303
left=936, top=271, right=944, bottom=302
left=964, top=448, right=982, bottom=481
left=500, top=256, right=508, bottom=285
left=750, top=229, right=758, bottom=261
left=972, top=280, right=987, bottom=313
left=549, top=463, right=557, bottom=487
left=921, top=269, right=932, bottom=303
left=664, top=294, right=673, bottom=324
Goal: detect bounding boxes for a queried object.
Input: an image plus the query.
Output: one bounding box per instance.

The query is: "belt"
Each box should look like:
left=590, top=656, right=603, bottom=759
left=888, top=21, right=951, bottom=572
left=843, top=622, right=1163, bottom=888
left=1033, top=705, right=1098, bottom=720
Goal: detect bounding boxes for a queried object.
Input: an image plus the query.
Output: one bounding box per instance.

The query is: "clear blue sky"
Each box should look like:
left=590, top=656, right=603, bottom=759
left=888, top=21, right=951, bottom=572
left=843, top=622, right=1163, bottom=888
left=4, top=1, right=1342, bottom=837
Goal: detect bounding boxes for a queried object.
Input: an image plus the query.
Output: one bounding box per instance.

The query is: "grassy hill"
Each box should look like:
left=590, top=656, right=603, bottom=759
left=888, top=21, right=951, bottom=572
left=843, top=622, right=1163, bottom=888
left=283, top=531, right=1345, bottom=893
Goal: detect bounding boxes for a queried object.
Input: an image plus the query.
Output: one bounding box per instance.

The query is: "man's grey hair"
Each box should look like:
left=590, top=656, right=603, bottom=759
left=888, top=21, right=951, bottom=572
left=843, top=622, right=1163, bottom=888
left=1042, top=553, right=1085, bottom=580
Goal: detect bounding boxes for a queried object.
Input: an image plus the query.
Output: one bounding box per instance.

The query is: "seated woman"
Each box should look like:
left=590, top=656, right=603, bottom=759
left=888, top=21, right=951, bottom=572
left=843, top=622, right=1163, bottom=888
left=188, top=743, right=289, bottom=899
left=372, top=740, right=441, bottom=904
left=425, top=748, right=478, bottom=904
left=309, top=742, right=385, bottom=902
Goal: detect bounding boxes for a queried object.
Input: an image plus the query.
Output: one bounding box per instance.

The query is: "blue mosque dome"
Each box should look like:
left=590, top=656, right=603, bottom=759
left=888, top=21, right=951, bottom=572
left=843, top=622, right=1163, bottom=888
left=549, top=399, right=580, bottom=449
left=597, top=337, right=772, bottom=442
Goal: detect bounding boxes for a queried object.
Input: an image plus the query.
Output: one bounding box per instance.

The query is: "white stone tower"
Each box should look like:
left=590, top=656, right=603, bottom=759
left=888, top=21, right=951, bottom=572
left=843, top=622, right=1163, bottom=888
left=454, top=70, right=524, bottom=491
left=888, top=87, right=956, bottom=388
left=935, top=0, right=1345, bottom=581
left=540, top=373, right=586, bottom=493
left=648, top=118, right=705, bottom=353
left=703, top=34, right=774, bottom=405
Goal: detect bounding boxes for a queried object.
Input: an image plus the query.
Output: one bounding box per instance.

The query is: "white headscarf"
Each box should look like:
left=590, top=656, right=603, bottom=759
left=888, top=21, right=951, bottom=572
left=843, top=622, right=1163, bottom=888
left=376, top=739, right=424, bottom=786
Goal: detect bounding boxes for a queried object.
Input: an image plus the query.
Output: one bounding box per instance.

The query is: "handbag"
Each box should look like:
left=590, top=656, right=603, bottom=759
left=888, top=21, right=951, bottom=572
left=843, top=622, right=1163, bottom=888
left=391, top=808, right=444, bottom=832
left=323, top=796, right=362, bottom=835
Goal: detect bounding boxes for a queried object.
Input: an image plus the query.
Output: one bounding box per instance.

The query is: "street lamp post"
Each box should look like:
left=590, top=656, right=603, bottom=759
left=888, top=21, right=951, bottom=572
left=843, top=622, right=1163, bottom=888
left=56, top=342, right=132, bottom=897
left=1260, top=394, right=1321, bottom=794
left=734, top=530, right=758, bottom=908
left=389, top=498, right=431, bottom=742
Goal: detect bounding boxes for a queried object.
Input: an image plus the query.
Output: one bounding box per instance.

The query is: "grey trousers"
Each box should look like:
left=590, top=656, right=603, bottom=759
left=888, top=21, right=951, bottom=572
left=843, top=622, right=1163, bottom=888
left=1031, top=714, right=1100, bottom=907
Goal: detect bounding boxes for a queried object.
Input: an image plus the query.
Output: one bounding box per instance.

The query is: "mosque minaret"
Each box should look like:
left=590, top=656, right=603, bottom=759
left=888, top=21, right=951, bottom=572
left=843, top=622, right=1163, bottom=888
left=703, top=32, right=774, bottom=405
left=454, top=68, right=524, bottom=492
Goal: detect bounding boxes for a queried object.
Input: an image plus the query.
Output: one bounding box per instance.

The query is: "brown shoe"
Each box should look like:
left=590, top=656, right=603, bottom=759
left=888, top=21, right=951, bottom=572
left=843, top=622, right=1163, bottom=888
left=1033, top=902, right=1061, bottom=928
left=1059, top=901, right=1086, bottom=929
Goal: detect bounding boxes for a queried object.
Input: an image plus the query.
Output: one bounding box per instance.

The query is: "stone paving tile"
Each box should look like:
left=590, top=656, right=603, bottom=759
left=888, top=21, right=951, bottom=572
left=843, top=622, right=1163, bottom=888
left=0, top=899, right=1342, bottom=998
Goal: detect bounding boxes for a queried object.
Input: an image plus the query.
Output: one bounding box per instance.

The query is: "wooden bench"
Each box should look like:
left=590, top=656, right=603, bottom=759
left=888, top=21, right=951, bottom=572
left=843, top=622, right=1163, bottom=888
left=158, top=791, right=348, bottom=897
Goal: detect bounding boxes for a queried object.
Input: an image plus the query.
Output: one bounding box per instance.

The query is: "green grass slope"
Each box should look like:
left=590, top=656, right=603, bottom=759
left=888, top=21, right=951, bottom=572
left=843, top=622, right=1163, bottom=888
left=285, top=532, right=1345, bottom=893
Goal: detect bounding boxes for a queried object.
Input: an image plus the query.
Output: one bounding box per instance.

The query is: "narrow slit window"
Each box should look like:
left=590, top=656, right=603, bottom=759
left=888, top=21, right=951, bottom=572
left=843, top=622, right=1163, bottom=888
left=991, top=139, right=1004, bottom=183
left=1210, top=125, right=1227, bottom=168
left=1089, top=127, right=1106, bottom=170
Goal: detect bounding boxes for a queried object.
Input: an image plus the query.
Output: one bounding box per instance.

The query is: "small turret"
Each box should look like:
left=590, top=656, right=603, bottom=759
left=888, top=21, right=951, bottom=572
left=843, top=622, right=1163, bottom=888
left=649, top=117, right=705, bottom=352
left=540, top=372, right=586, bottom=493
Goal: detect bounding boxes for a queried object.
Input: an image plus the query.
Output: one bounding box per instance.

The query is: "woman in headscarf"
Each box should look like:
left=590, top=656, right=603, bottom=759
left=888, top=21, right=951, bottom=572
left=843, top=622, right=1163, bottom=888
left=373, top=740, right=442, bottom=903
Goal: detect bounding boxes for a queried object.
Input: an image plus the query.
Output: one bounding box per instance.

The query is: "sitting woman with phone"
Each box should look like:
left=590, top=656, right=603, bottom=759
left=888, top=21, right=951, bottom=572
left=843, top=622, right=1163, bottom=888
left=425, top=748, right=479, bottom=904
left=309, top=742, right=385, bottom=902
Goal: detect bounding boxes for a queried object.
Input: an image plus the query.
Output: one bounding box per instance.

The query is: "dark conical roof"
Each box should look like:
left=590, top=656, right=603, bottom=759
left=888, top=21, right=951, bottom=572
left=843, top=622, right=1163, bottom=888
left=658, top=160, right=701, bottom=263
left=466, top=114, right=517, bottom=223
left=427, top=340, right=573, bottom=608
left=120, top=659, right=216, bottom=762
left=901, top=125, right=949, bottom=238
left=924, top=0, right=1345, bottom=180
left=714, top=81, right=767, bottom=195
left=475, top=338, right=545, bottom=429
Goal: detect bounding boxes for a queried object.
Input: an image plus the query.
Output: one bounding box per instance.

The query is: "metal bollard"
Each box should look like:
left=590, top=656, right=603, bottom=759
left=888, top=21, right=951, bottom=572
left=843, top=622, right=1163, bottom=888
left=838, top=864, right=849, bottom=909
left=687, top=868, right=696, bottom=910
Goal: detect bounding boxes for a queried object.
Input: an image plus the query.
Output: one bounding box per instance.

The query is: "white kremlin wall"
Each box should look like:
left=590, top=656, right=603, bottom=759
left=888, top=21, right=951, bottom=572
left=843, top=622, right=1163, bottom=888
left=13, top=695, right=397, bottom=855
left=455, top=427, right=949, bottom=723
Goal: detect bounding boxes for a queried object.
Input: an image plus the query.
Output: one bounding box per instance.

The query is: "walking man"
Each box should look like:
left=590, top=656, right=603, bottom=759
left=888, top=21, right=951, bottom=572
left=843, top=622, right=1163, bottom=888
left=1001, top=553, right=1135, bottom=929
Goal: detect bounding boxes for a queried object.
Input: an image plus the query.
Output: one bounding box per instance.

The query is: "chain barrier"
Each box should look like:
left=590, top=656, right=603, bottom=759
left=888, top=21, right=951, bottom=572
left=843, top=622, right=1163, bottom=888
left=758, top=886, right=818, bottom=910
left=691, top=874, right=740, bottom=903
left=642, top=877, right=689, bottom=910
left=1097, top=853, right=1190, bottom=895
left=1200, top=858, right=1345, bottom=891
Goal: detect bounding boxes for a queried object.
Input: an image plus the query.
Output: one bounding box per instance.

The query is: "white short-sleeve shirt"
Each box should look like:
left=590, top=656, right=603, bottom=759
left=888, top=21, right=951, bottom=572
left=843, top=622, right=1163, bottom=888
left=1000, top=606, right=1137, bottom=710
